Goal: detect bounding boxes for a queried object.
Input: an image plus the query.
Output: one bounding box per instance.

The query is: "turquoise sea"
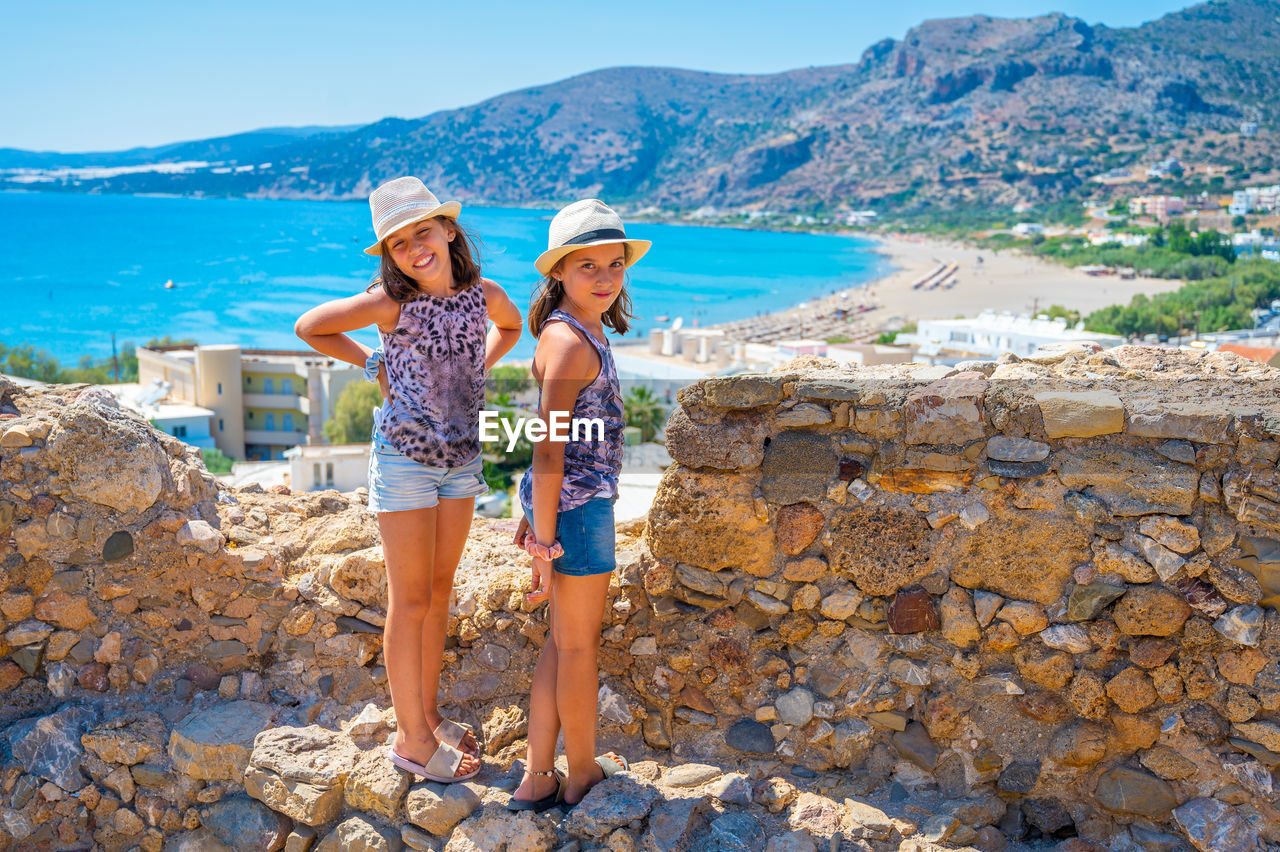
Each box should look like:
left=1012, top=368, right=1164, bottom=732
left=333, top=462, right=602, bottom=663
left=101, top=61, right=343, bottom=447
left=0, top=191, right=888, bottom=363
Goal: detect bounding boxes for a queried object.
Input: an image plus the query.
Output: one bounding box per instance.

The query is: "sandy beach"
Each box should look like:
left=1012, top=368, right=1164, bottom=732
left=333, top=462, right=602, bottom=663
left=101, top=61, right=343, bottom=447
left=860, top=234, right=1184, bottom=329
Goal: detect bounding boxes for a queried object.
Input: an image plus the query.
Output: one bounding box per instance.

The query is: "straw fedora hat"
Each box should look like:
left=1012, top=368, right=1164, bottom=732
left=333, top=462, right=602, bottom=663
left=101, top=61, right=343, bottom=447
left=364, top=177, right=462, bottom=256
left=535, top=199, right=651, bottom=276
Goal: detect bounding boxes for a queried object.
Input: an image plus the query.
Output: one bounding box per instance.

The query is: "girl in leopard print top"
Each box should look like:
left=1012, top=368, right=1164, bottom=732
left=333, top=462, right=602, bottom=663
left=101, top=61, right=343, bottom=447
left=296, top=177, right=522, bottom=783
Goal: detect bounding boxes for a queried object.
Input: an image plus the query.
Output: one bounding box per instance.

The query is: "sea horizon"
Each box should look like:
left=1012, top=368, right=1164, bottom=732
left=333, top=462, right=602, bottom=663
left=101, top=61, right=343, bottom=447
left=0, top=190, right=890, bottom=367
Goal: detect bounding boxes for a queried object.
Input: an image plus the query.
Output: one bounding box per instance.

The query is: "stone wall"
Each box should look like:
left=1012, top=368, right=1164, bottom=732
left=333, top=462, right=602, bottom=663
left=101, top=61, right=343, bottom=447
left=647, top=344, right=1280, bottom=850
left=1, top=344, right=1279, bottom=852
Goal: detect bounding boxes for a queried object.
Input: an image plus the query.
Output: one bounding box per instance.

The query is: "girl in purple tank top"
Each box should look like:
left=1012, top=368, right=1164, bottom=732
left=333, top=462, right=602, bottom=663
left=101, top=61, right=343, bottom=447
left=296, top=177, right=523, bottom=783
left=508, top=200, right=652, bottom=812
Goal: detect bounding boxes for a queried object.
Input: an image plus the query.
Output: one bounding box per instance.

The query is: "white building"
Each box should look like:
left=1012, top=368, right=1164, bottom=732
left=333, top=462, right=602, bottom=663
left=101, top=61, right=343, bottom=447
left=105, top=382, right=216, bottom=450
left=285, top=444, right=371, bottom=493
left=1012, top=223, right=1044, bottom=236
left=900, top=312, right=1124, bottom=360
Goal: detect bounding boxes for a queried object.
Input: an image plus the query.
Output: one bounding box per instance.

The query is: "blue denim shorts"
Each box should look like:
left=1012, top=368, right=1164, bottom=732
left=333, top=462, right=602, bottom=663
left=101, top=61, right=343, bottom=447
left=548, top=497, right=617, bottom=577
left=368, top=427, right=487, bottom=513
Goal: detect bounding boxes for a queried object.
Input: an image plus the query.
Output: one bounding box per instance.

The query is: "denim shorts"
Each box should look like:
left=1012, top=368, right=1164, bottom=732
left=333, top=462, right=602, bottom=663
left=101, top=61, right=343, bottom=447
left=368, top=427, right=487, bottom=513
left=547, top=497, right=617, bottom=577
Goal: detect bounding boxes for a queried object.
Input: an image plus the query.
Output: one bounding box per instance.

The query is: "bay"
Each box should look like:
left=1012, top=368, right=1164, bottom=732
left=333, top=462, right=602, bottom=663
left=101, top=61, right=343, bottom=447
left=0, top=191, right=887, bottom=364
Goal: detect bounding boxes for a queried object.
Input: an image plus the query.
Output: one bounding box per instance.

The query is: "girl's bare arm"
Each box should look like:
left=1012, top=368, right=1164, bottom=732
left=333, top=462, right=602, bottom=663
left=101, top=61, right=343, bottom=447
left=294, top=290, right=399, bottom=368
left=482, top=279, right=523, bottom=370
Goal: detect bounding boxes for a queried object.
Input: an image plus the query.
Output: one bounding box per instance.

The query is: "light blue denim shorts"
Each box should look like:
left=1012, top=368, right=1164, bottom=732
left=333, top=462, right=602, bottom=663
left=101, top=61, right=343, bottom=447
left=368, top=426, right=487, bottom=513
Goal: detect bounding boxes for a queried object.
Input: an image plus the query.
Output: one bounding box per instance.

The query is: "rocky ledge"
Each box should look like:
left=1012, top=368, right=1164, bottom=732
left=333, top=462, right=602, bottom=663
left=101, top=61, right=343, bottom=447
left=1, top=345, right=1279, bottom=852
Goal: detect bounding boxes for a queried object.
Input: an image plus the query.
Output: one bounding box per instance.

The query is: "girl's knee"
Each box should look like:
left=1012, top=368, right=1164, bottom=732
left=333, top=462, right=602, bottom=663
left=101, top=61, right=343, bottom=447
left=388, top=592, right=433, bottom=621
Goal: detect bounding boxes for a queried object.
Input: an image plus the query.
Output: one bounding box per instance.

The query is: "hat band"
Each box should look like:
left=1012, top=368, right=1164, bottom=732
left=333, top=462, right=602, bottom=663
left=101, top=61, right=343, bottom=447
left=560, top=228, right=626, bottom=247
left=374, top=200, right=438, bottom=233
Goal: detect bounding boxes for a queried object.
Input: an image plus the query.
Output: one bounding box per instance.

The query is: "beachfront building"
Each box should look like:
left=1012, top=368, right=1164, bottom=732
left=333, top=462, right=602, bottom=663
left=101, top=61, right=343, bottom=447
left=1128, top=195, right=1186, bottom=221
left=1229, top=185, right=1280, bottom=216
left=899, top=312, right=1124, bottom=361
left=284, top=444, right=371, bottom=493
left=136, top=344, right=360, bottom=461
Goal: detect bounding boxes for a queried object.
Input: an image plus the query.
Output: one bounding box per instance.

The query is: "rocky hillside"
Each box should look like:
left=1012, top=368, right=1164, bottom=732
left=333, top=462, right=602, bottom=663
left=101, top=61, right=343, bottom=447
left=5, top=0, right=1278, bottom=213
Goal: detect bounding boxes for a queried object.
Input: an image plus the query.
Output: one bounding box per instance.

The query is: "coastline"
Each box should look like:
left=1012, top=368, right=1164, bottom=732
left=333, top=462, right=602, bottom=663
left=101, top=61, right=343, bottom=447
left=609, top=231, right=1187, bottom=377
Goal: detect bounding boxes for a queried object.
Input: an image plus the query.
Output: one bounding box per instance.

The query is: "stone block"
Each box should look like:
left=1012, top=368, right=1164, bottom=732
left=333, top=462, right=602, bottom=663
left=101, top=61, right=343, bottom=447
left=902, top=372, right=988, bottom=445
left=1127, top=403, right=1233, bottom=443
left=1034, top=391, right=1124, bottom=438
left=168, top=701, right=277, bottom=782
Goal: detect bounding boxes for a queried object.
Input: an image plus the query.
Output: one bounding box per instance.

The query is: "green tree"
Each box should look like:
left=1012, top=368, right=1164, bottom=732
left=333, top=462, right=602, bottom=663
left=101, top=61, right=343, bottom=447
left=201, top=448, right=234, bottom=474
left=323, top=381, right=383, bottom=444
left=487, top=365, right=531, bottom=397
left=623, top=386, right=667, bottom=443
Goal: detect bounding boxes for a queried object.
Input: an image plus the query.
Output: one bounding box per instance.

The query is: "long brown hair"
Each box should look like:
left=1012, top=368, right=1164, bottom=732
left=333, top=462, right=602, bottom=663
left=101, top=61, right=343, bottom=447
left=528, top=245, right=634, bottom=337
left=366, top=217, right=482, bottom=303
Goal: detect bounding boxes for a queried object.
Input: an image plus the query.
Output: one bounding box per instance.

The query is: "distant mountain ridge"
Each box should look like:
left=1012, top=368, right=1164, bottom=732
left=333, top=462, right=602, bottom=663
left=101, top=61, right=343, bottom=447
left=4, top=0, right=1278, bottom=213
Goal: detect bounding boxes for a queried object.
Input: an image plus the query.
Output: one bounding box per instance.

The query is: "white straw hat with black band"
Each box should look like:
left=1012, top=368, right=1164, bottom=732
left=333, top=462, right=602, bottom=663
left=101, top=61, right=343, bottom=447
left=364, top=176, right=462, bottom=256
left=535, top=199, right=651, bottom=276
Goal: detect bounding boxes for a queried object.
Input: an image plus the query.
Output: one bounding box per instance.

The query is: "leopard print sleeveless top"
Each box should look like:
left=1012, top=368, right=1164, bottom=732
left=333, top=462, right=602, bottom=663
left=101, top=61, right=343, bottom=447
left=377, top=283, right=487, bottom=467
left=518, top=310, right=624, bottom=514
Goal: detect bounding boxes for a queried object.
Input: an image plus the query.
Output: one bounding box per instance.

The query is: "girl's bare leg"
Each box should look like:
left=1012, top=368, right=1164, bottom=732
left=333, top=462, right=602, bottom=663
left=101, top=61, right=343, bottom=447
left=550, top=572, right=620, bottom=804
left=513, top=627, right=561, bottom=802
left=419, top=496, right=478, bottom=755
left=380, top=507, right=479, bottom=777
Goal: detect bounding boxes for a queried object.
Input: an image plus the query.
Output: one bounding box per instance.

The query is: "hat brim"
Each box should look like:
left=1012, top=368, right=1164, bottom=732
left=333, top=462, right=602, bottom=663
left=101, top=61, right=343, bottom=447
left=364, top=201, right=463, bottom=256
left=535, top=238, right=652, bottom=276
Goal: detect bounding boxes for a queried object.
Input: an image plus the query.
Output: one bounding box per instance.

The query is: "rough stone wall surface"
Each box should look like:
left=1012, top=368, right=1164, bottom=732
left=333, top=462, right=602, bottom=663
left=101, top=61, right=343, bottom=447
left=0, top=345, right=1279, bottom=852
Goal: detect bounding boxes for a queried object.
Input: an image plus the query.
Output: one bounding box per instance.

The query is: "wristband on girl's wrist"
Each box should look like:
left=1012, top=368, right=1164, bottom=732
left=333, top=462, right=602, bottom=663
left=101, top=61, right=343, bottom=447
left=524, top=539, right=564, bottom=561
left=363, top=348, right=384, bottom=383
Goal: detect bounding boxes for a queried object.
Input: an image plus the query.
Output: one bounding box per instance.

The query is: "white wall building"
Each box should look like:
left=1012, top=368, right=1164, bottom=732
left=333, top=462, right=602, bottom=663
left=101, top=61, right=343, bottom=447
left=900, top=312, right=1124, bottom=360
left=285, top=444, right=371, bottom=493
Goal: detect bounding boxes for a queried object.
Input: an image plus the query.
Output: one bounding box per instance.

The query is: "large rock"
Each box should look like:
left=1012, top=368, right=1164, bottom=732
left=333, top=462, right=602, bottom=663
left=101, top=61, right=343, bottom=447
left=345, top=748, right=411, bottom=820
left=1127, top=403, right=1233, bottom=443
left=948, top=510, right=1090, bottom=603
left=759, top=432, right=838, bottom=505
left=1114, top=587, right=1191, bottom=637
left=441, top=806, right=555, bottom=852
left=775, top=503, right=825, bottom=555
left=8, top=704, right=99, bottom=791
left=1058, top=446, right=1198, bottom=516
left=1034, top=391, right=1124, bottom=438
left=82, top=713, right=166, bottom=766
left=648, top=466, right=774, bottom=576
left=1172, top=798, right=1260, bottom=852
left=243, top=725, right=360, bottom=825
left=702, top=375, right=785, bottom=408
left=665, top=408, right=771, bottom=471
left=245, top=766, right=345, bottom=827
left=901, top=372, right=988, bottom=445
left=325, top=548, right=387, bottom=608
left=1093, top=767, right=1176, bottom=818
left=314, top=815, right=401, bottom=852
left=202, top=794, right=291, bottom=852
left=826, top=505, right=932, bottom=596
left=563, top=774, right=662, bottom=839
left=405, top=780, right=483, bottom=836
left=45, top=393, right=169, bottom=513
left=169, top=701, right=277, bottom=781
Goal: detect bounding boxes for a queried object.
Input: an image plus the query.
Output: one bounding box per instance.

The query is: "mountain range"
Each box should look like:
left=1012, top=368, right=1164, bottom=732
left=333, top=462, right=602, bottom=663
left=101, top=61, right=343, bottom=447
left=4, top=0, right=1278, bottom=214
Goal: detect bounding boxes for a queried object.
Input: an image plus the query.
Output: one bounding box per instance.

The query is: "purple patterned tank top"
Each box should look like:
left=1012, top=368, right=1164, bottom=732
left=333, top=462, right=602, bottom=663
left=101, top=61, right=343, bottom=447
left=519, top=310, right=624, bottom=514
left=377, top=283, right=487, bottom=467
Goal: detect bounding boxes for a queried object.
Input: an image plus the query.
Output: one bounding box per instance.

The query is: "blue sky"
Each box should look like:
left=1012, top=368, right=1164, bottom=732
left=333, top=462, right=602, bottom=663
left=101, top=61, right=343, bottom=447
left=4, top=0, right=1198, bottom=153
